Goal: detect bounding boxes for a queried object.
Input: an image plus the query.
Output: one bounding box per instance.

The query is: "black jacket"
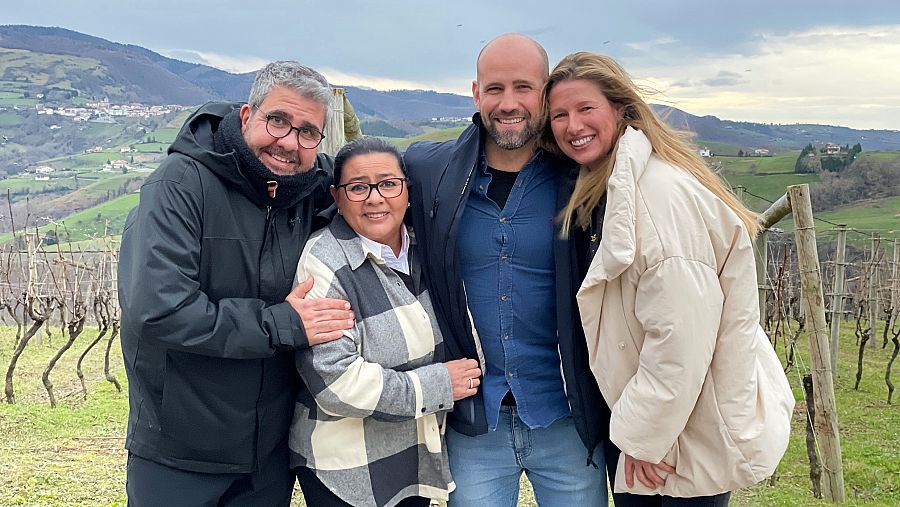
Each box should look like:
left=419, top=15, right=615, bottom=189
left=404, top=115, right=611, bottom=459
left=118, top=102, right=333, bottom=473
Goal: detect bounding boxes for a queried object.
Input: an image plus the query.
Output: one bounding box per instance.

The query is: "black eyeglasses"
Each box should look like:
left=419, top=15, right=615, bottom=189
left=335, top=178, right=407, bottom=202
left=253, top=105, right=325, bottom=149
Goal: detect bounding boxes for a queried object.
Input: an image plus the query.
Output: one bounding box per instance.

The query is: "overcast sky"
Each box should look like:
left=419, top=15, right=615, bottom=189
left=5, top=1, right=900, bottom=130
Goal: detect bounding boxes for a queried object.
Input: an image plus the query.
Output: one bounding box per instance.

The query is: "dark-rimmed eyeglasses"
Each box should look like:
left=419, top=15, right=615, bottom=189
left=253, top=105, right=325, bottom=149
left=335, top=178, right=406, bottom=202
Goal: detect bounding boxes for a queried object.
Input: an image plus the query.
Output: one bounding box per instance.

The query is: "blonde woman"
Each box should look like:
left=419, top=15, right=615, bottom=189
left=541, top=52, right=795, bottom=506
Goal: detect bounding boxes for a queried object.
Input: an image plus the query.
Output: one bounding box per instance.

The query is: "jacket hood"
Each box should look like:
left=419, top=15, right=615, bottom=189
left=168, top=102, right=328, bottom=208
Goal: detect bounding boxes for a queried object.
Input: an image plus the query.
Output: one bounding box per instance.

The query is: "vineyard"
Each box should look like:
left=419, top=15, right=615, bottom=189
left=0, top=183, right=898, bottom=506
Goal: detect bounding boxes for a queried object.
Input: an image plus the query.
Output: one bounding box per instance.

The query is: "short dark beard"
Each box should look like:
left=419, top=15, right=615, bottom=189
left=484, top=116, right=540, bottom=150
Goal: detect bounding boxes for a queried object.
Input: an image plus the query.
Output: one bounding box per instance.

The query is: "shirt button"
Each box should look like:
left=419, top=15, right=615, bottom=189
left=421, top=407, right=427, bottom=413
left=499, top=217, right=508, bottom=223
left=507, top=371, right=514, bottom=377
left=500, top=255, right=508, bottom=261
left=503, top=335, right=510, bottom=341
left=438, top=404, right=444, bottom=409
left=500, top=294, right=508, bottom=301
left=617, top=342, right=626, bottom=350
left=479, top=185, right=484, bottom=191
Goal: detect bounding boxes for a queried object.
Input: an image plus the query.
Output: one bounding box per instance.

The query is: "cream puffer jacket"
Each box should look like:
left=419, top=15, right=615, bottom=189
left=577, top=127, right=795, bottom=497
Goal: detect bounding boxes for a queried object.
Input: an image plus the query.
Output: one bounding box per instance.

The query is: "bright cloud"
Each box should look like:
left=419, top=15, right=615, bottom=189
left=156, top=49, right=268, bottom=74
left=629, top=25, right=900, bottom=130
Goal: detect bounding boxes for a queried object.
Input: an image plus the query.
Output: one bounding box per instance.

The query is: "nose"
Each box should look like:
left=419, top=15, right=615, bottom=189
left=365, top=186, right=386, bottom=204
left=274, top=130, right=301, bottom=151
left=566, top=114, right=584, bottom=135
left=497, top=89, right=519, bottom=114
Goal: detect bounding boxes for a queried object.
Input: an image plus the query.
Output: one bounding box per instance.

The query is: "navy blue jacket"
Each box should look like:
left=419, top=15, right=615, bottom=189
left=404, top=114, right=611, bottom=458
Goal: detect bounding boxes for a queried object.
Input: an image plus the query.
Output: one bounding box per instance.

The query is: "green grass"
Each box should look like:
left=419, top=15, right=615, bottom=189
left=1, top=326, right=129, bottom=506
left=696, top=140, right=742, bottom=157
left=733, top=324, right=900, bottom=506
left=133, top=143, right=169, bottom=153
left=37, top=192, right=140, bottom=241
left=2, top=323, right=898, bottom=506
left=0, top=112, right=23, bottom=126
left=384, top=126, right=467, bottom=150
left=143, top=127, right=179, bottom=144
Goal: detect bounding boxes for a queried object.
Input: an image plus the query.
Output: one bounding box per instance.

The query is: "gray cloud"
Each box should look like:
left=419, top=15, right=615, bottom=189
left=702, top=71, right=748, bottom=87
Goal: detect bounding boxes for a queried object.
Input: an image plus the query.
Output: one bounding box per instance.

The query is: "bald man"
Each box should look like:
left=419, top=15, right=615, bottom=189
left=405, top=34, right=614, bottom=506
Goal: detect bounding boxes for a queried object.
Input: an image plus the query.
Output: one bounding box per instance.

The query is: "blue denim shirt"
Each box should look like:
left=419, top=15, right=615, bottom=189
left=457, top=150, right=571, bottom=431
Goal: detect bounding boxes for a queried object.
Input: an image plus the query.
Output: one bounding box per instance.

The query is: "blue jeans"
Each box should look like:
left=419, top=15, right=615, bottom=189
left=446, top=407, right=608, bottom=507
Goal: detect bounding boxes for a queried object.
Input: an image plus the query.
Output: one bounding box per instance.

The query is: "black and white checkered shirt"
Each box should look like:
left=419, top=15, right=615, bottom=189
left=288, top=216, right=455, bottom=507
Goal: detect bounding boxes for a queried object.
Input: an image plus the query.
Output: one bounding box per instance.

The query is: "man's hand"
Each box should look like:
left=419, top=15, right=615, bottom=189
left=286, top=277, right=354, bottom=346
left=623, top=453, right=676, bottom=489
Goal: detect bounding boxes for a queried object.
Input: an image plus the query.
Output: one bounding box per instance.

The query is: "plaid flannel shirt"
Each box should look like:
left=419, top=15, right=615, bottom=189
left=288, top=216, right=455, bottom=507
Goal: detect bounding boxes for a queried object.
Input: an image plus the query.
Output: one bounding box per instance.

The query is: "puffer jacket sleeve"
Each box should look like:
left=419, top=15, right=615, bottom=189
left=294, top=237, right=454, bottom=421
left=118, top=162, right=305, bottom=359
left=609, top=256, right=724, bottom=463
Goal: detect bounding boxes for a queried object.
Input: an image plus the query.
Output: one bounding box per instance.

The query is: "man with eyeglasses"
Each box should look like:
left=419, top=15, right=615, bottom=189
left=118, top=61, right=356, bottom=506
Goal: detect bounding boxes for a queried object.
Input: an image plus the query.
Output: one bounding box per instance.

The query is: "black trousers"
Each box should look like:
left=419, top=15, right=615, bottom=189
left=613, top=491, right=731, bottom=507
left=126, top=449, right=294, bottom=507
left=295, top=466, right=431, bottom=507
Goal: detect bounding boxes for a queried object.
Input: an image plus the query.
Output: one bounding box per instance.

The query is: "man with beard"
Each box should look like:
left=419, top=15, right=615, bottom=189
left=405, top=34, right=613, bottom=505
left=118, top=61, right=355, bottom=506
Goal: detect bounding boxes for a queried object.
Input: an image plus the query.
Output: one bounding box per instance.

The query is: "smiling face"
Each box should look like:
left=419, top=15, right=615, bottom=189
left=331, top=152, right=408, bottom=254
left=548, top=79, right=622, bottom=166
left=239, top=85, right=326, bottom=176
left=473, top=36, right=546, bottom=151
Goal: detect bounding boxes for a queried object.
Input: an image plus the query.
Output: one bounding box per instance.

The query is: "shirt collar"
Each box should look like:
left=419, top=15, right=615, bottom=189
left=358, top=226, right=410, bottom=275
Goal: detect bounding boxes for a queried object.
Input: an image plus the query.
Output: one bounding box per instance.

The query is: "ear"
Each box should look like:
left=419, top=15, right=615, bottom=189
left=239, top=104, right=253, bottom=130
left=471, top=80, right=480, bottom=109
left=330, top=185, right=339, bottom=202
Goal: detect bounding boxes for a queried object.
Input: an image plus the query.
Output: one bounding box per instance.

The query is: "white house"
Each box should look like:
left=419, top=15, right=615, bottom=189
left=34, top=166, right=56, bottom=174
left=699, top=147, right=712, bottom=158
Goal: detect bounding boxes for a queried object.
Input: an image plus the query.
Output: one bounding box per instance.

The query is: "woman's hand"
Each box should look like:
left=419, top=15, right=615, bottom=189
left=623, top=453, right=676, bottom=489
left=444, top=359, right=481, bottom=401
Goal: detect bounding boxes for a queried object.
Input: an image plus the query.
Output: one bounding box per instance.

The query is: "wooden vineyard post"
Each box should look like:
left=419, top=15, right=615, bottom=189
left=319, top=88, right=346, bottom=157
left=829, top=225, right=848, bottom=377
left=788, top=184, right=845, bottom=502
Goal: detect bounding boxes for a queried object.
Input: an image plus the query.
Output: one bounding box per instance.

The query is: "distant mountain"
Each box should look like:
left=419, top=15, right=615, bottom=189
left=655, top=106, right=900, bottom=152
left=0, top=25, right=472, bottom=120
left=2, top=24, right=899, bottom=150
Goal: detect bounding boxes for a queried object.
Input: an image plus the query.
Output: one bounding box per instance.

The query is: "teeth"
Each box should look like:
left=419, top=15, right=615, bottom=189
left=269, top=153, right=293, bottom=164
left=571, top=136, right=594, bottom=147
left=366, top=212, right=388, bottom=219
left=497, top=118, right=523, bottom=124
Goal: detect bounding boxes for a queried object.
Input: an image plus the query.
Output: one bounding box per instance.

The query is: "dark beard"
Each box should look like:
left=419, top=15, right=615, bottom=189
left=484, top=116, right=540, bottom=150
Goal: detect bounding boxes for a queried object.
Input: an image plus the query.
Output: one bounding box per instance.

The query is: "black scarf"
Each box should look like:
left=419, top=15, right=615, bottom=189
left=214, top=109, right=321, bottom=209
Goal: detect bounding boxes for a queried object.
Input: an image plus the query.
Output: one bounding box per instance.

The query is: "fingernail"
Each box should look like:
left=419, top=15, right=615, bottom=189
left=344, top=303, right=351, bottom=309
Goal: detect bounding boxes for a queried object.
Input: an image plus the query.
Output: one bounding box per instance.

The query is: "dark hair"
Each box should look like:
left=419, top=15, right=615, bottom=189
left=333, top=136, right=405, bottom=185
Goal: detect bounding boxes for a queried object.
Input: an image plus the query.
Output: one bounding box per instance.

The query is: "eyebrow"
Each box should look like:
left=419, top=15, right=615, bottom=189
left=346, top=172, right=403, bottom=182
left=264, top=110, right=322, bottom=131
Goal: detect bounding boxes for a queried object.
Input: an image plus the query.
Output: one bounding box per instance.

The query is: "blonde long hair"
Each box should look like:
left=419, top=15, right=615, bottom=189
left=541, top=52, right=759, bottom=237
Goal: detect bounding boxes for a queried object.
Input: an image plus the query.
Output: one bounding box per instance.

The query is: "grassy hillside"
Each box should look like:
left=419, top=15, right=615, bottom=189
left=383, top=125, right=467, bottom=150
left=4, top=126, right=896, bottom=245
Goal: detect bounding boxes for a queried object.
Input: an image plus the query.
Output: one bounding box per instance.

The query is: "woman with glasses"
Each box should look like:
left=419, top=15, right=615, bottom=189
left=288, top=136, right=482, bottom=507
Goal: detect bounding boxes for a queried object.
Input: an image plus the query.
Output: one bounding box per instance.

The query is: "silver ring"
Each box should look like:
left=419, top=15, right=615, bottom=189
left=468, top=378, right=474, bottom=390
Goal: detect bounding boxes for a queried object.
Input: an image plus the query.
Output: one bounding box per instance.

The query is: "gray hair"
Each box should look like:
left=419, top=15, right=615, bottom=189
left=248, top=61, right=335, bottom=127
